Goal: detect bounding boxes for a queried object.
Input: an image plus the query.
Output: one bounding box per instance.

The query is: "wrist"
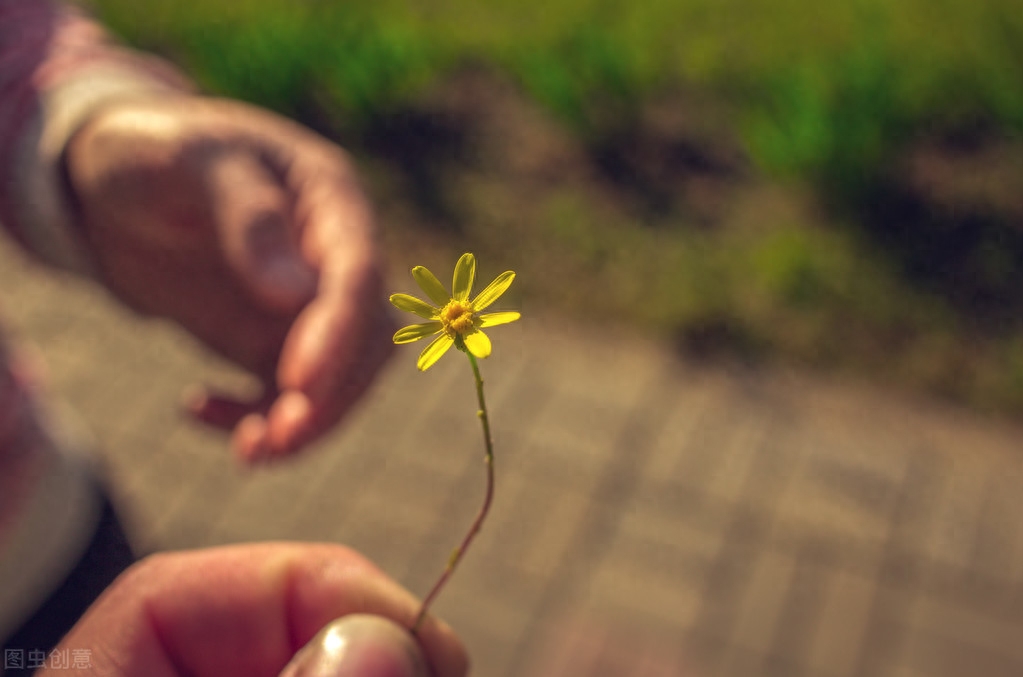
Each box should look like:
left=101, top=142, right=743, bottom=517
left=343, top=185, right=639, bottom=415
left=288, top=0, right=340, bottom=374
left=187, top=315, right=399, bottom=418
left=17, top=69, right=190, bottom=276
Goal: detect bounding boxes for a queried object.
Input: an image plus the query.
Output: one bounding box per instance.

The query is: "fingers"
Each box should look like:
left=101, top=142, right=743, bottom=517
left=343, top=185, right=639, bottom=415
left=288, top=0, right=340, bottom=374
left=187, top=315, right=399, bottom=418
left=276, top=157, right=381, bottom=402
left=277, top=615, right=427, bottom=677
left=191, top=137, right=390, bottom=460
left=282, top=545, right=469, bottom=677
left=210, top=151, right=317, bottom=315
left=234, top=412, right=272, bottom=461
left=52, top=543, right=468, bottom=677
left=183, top=385, right=278, bottom=431
left=174, top=107, right=393, bottom=460
left=229, top=308, right=393, bottom=462
left=183, top=302, right=391, bottom=463
left=232, top=143, right=394, bottom=460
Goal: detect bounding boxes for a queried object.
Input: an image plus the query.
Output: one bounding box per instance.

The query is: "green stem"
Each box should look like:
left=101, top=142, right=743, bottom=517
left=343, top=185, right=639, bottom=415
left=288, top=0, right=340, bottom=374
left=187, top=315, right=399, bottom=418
left=412, top=348, right=495, bottom=633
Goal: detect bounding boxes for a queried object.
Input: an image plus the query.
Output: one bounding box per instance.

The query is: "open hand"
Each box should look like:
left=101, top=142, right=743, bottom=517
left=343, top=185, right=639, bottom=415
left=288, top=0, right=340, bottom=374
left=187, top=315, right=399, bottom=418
left=65, top=96, right=393, bottom=461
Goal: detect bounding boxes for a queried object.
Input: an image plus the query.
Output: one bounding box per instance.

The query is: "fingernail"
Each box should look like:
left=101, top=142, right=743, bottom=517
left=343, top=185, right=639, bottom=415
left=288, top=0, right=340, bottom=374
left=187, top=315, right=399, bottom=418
left=278, top=615, right=428, bottom=677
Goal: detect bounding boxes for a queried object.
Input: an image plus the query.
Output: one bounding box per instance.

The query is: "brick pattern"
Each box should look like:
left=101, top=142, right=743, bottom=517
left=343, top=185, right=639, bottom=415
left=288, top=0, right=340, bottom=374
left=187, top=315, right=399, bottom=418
left=2, top=236, right=1022, bottom=677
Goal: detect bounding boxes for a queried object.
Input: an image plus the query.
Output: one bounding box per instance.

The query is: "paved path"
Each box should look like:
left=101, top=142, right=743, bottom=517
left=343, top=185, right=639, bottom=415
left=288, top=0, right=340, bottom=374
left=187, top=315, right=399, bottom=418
left=2, top=238, right=1022, bottom=677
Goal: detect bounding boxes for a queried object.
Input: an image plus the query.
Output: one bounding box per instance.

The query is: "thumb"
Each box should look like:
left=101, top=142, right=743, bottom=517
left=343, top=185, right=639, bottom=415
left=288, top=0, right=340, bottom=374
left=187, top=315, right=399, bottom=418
left=279, top=615, right=429, bottom=677
left=211, top=152, right=317, bottom=313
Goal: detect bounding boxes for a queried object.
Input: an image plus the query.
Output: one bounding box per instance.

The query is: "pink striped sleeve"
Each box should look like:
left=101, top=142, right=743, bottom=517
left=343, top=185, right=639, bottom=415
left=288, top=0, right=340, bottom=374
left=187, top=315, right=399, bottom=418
left=0, top=0, right=191, bottom=272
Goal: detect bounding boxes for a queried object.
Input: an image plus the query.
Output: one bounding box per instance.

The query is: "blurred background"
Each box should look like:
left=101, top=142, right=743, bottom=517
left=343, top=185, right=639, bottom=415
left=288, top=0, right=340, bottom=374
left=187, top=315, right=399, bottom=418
left=6, top=1, right=1023, bottom=675
left=87, top=0, right=1023, bottom=413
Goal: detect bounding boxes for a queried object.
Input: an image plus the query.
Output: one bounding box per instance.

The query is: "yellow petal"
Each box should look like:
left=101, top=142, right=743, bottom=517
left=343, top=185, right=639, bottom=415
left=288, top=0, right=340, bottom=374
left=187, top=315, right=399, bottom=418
left=479, top=311, right=520, bottom=328
left=472, top=271, right=515, bottom=311
left=452, top=253, right=476, bottom=302
left=393, top=322, right=442, bottom=344
left=463, top=329, right=492, bottom=359
left=417, top=333, right=455, bottom=370
left=389, top=293, right=438, bottom=319
left=412, top=266, right=450, bottom=306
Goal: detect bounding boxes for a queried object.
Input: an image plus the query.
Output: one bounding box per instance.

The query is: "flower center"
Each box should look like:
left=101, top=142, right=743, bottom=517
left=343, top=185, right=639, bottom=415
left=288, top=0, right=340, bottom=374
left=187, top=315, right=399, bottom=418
left=440, top=300, right=476, bottom=337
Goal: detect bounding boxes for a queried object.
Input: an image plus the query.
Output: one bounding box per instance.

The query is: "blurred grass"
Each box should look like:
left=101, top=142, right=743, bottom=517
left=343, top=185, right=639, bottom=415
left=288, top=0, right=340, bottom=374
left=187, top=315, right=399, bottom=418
left=84, top=0, right=1023, bottom=413
left=86, top=0, right=1023, bottom=222
left=88, top=0, right=1023, bottom=136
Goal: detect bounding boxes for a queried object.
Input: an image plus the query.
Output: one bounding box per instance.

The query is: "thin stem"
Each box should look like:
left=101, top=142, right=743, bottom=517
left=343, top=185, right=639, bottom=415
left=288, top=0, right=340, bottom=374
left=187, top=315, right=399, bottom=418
left=412, top=349, right=495, bottom=633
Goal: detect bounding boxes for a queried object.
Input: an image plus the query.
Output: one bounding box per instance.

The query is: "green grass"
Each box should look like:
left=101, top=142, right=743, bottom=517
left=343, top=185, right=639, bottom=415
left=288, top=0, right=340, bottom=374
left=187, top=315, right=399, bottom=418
left=91, top=1, right=446, bottom=123
left=91, top=0, right=1023, bottom=175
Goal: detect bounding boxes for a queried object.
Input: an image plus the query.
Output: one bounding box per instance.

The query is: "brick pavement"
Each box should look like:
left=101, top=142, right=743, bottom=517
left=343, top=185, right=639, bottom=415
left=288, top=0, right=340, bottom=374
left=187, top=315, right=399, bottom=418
left=2, top=237, right=1022, bottom=677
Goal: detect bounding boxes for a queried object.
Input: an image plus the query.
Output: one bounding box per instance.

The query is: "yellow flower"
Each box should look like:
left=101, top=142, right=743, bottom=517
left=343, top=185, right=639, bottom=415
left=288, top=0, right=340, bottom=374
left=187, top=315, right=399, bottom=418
left=390, top=253, right=521, bottom=371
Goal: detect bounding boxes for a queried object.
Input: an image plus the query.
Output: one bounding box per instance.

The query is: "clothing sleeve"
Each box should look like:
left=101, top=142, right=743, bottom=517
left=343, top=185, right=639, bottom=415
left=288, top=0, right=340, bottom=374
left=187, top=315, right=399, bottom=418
left=0, top=0, right=192, bottom=274
left=0, top=321, right=107, bottom=645
left=0, top=2, right=194, bottom=643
